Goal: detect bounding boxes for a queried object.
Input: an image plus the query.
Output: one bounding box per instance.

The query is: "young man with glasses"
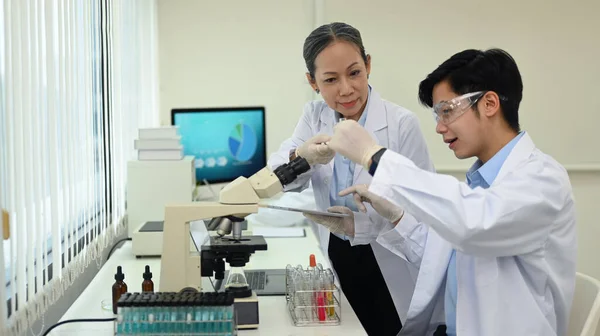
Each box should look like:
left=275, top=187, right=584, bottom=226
left=316, top=48, right=577, bottom=335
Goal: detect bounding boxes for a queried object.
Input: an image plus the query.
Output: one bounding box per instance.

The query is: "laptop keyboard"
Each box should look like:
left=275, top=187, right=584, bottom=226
left=245, top=271, right=266, bottom=290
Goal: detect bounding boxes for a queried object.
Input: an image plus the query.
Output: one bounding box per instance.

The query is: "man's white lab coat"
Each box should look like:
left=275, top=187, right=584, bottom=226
left=357, top=132, right=577, bottom=336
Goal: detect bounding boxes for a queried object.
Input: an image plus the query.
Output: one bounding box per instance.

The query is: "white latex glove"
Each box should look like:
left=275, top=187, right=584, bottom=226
left=328, top=120, right=383, bottom=170
left=339, top=184, right=404, bottom=224
left=296, top=134, right=335, bottom=165
left=303, top=206, right=355, bottom=237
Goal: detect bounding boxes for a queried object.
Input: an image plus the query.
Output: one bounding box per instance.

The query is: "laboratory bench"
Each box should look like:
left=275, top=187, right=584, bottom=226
left=50, top=222, right=366, bottom=335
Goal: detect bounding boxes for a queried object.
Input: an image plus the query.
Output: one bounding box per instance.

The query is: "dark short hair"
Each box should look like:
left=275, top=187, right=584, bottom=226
left=303, top=22, right=368, bottom=80
left=418, top=48, right=523, bottom=132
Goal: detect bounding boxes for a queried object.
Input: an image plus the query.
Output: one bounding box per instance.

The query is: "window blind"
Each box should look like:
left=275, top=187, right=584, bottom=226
left=0, top=0, right=159, bottom=334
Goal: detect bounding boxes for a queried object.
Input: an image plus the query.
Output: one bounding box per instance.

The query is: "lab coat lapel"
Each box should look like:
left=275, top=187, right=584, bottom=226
left=354, top=90, right=387, bottom=181
left=493, top=132, right=536, bottom=186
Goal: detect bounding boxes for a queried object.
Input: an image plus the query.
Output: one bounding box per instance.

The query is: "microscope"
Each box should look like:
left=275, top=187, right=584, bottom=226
left=159, top=156, right=310, bottom=329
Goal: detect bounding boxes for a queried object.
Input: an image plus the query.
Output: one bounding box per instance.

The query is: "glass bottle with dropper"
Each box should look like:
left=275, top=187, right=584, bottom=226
left=112, top=266, right=128, bottom=314
left=142, top=265, right=154, bottom=293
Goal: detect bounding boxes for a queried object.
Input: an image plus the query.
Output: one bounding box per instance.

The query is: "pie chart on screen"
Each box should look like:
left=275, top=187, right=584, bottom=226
left=228, top=123, right=257, bottom=162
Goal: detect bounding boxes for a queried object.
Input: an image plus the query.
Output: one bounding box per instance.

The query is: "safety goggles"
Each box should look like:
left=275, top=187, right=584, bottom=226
left=432, top=91, right=485, bottom=125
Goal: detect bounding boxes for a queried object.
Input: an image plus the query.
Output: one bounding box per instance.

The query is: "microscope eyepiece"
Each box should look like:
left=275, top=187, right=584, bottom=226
left=273, top=156, right=311, bottom=186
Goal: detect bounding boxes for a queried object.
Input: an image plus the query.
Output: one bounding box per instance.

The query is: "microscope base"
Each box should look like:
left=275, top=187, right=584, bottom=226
left=233, top=291, right=260, bottom=329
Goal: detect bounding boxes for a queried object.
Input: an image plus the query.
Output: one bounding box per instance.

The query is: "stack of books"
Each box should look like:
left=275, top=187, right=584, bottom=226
left=135, top=126, right=183, bottom=160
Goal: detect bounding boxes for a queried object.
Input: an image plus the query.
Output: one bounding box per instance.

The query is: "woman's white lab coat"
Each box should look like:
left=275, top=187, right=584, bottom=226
left=359, top=132, right=577, bottom=336
left=268, top=88, right=435, bottom=323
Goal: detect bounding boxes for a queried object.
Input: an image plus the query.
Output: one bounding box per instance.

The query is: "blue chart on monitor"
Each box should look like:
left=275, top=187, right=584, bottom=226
left=228, top=123, right=257, bottom=162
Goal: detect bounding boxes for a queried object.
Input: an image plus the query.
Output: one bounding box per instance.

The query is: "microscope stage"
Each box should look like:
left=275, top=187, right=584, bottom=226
left=202, top=235, right=268, bottom=253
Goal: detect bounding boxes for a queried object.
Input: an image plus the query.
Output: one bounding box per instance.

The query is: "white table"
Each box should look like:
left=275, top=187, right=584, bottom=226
left=51, top=223, right=366, bottom=335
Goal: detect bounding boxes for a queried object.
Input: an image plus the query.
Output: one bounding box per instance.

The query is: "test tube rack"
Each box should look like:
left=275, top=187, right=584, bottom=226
left=115, top=291, right=237, bottom=335
left=285, top=264, right=342, bottom=327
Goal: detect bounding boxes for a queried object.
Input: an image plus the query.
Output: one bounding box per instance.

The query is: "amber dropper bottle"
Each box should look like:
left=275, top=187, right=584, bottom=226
left=112, top=266, right=128, bottom=314
left=142, top=265, right=154, bottom=293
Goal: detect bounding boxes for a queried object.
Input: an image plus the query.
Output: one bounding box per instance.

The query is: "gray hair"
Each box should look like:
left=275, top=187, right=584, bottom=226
left=303, top=22, right=368, bottom=80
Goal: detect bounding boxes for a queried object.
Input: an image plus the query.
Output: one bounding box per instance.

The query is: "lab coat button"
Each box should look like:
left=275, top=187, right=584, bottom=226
left=324, top=178, right=329, bottom=184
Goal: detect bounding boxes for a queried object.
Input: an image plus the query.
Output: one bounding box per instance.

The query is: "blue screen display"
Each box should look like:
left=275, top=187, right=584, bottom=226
left=172, top=108, right=266, bottom=183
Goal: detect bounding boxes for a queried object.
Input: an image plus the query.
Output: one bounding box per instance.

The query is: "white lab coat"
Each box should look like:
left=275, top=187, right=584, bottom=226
left=361, top=132, right=577, bottom=336
left=268, top=88, right=435, bottom=323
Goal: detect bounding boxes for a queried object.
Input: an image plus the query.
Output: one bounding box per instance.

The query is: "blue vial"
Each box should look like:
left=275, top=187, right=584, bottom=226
left=211, top=295, right=219, bottom=334
left=194, top=294, right=203, bottom=333
left=175, top=297, right=184, bottom=333
left=170, top=298, right=178, bottom=333
left=170, top=297, right=178, bottom=333
left=180, top=297, right=188, bottom=333
left=125, top=295, right=135, bottom=334
left=185, top=297, right=194, bottom=334
left=116, top=299, right=128, bottom=334
left=205, top=296, right=213, bottom=334
left=147, top=298, right=156, bottom=334
left=226, top=292, right=235, bottom=334
left=215, top=295, right=224, bottom=334
left=139, top=297, right=146, bottom=333
left=130, top=298, right=139, bottom=334
left=115, top=295, right=126, bottom=334
left=202, top=297, right=210, bottom=333
left=154, top=295, right=160, bottom=333
left=162, top=297, right=172, bottom=333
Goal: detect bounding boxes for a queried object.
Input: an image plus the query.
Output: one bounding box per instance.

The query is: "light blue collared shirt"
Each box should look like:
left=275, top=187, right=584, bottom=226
left=329, top=88, right=371, bottom=240
left=444, top=131, right=525, bottom=336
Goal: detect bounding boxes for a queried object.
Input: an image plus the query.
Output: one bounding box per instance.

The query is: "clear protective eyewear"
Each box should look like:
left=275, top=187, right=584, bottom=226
left=432, top=91, right=485, bottom=125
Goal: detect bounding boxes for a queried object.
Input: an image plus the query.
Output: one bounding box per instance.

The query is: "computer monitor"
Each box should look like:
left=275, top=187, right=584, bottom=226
left=171, top=107, right=267, bottom=184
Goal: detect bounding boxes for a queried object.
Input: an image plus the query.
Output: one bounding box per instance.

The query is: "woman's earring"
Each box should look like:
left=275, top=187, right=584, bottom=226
left=315, top=89, right=320, bottom=94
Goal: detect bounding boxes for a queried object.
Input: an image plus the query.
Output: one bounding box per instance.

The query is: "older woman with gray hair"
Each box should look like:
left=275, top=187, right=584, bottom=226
left=268, top=22, right=440, bottom=335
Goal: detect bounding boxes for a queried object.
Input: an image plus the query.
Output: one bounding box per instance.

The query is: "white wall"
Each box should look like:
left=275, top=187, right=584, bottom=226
left=156, top=0, right=316, bottom=155
left=324, top=0, right=600, bottom=170
left=157, top=0, right=600, bottom=282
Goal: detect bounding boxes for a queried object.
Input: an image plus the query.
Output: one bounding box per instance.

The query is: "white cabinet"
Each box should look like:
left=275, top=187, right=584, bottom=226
left=126, top=156, right=195, bottom=237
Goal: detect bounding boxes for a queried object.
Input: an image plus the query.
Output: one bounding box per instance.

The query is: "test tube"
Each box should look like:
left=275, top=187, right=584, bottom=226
left=325, top=270, right=335, bottom=317
left=316, top=275, right=326, bottom=321
left=286, top=264, right=294, bottom=296
left=305, top=271, right=316, bottom=321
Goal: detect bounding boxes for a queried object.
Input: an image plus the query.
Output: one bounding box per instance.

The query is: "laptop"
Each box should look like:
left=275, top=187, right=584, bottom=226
left=222, top=269, right=287, bottom=296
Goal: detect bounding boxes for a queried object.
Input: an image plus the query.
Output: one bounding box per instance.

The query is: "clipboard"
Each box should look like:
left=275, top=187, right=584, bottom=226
left=259, top=204, right=350, bottom=218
